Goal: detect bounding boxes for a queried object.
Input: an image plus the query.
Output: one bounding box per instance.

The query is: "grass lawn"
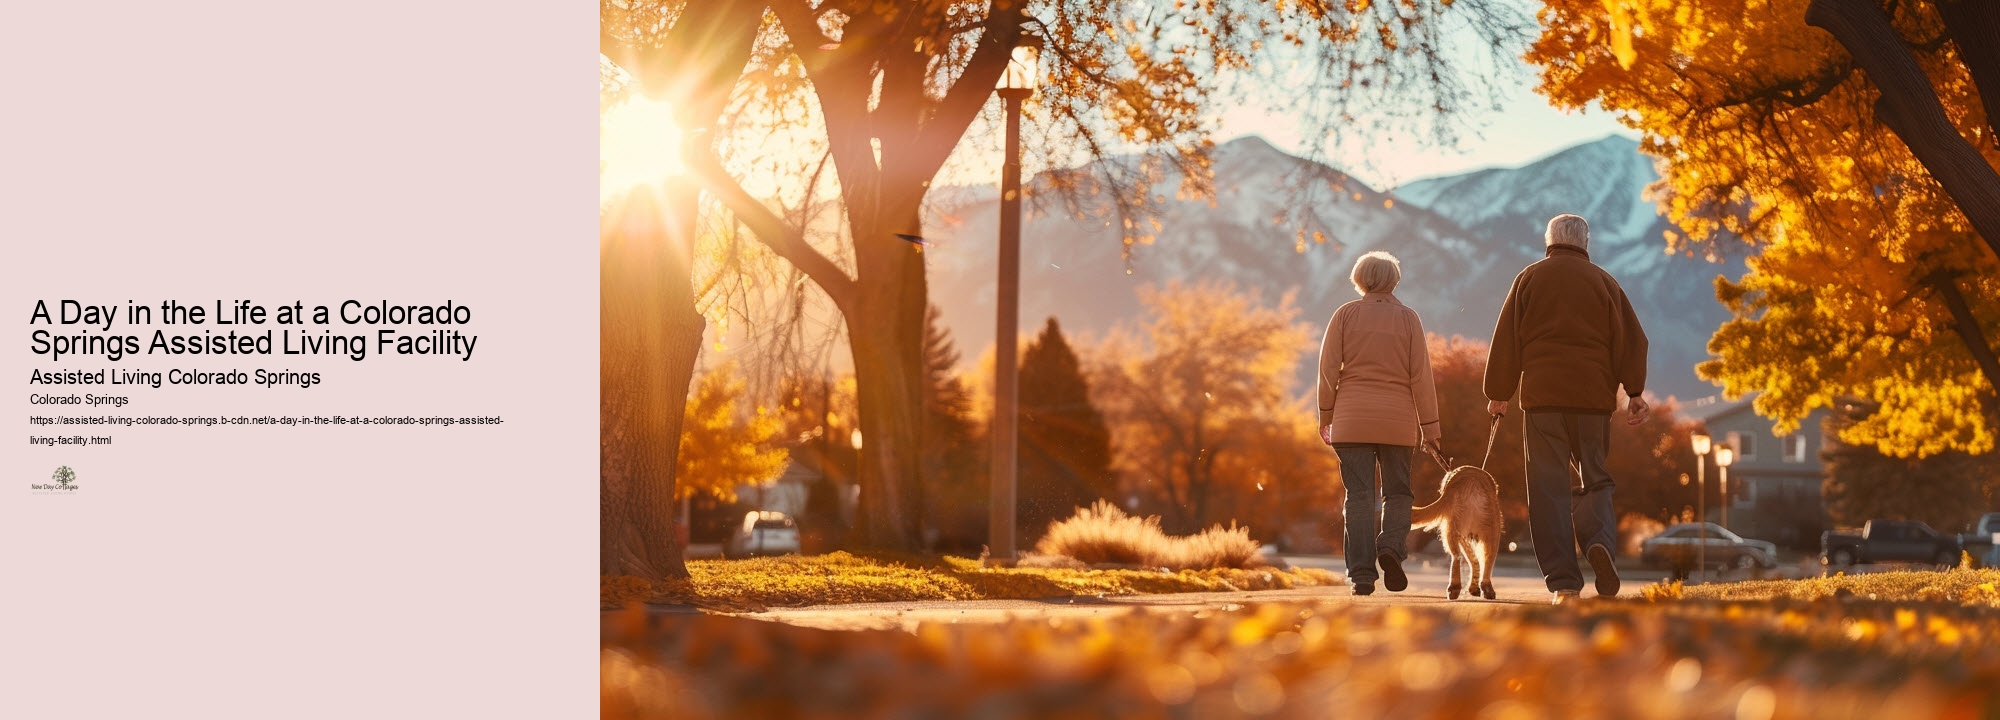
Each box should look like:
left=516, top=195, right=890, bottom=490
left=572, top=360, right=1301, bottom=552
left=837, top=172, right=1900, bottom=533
left=602, top=552, right=1341, bottom=610
left=1643, top=568, right=2000, bottom=608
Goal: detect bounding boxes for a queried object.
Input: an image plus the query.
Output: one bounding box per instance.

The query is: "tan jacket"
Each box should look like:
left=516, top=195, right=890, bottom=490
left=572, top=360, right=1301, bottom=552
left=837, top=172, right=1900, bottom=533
left=1317, top=293, right=1441, bottom=446
left=1483, top=244, right=1648, bottom=413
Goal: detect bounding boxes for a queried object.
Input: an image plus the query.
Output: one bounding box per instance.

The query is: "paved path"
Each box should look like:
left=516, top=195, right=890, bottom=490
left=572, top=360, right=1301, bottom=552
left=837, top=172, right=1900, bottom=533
left=731, top=554, right=1672, bottom=632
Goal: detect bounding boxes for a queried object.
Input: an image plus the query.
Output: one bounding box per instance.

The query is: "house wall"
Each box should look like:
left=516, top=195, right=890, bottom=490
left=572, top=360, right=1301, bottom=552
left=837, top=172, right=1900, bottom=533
left=1702, top=406, right=1831, bottom=550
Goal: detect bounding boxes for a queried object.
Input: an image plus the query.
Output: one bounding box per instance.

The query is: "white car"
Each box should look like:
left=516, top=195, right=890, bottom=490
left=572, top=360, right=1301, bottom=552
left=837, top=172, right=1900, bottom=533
left=725, top=511, right=800, bottom=559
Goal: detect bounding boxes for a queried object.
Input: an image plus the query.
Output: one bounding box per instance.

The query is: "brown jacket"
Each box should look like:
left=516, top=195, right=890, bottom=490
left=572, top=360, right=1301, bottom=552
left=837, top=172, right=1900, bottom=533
left=1483, top=244, right=1648, bottom=413
left=1317, top=293, right=1441, bottom=446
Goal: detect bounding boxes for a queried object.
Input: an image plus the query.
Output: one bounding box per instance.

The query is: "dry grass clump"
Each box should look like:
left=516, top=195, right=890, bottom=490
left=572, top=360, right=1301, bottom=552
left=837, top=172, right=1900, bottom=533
left=1644, top=568, right=2000, bottom=608
left=603, top=596, right=2000, bottom=719
left=601, top=551, right=1337, bottom=610
left=1034, top=500, right=1269, bottom=571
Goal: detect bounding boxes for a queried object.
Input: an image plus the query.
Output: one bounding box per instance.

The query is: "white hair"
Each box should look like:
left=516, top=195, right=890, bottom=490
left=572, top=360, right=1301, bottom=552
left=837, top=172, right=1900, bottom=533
left=1546, top=214, right=1590, bottom=249
left=1350, top=251, right=1401, bottom=295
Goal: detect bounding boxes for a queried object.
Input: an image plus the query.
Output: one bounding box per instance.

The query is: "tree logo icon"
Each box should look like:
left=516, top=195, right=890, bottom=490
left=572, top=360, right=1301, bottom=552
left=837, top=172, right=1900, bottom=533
left=52, top=466, right=75, bottom=489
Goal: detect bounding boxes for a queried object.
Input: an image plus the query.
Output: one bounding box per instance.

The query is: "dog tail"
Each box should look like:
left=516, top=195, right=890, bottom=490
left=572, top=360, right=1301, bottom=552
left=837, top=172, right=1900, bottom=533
left=1412, top=496, right=1446, bottom=529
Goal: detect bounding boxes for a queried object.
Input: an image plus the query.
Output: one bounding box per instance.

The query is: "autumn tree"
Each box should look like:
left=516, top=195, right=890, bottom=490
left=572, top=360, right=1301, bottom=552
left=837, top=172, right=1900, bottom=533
left=1531, top=0, right=2000, bottom=457
left=676, top=363, right=793, bottom=501
left=1606, top=396, right=1704, bottom=524
left=661, top=0, right=1534, bottom=550
left=1415, top=335, right=1527, bottom=525
left=1016, top=317, right=1114, bottom=542
left=1091, top=281, right=1311, bottom=535
left=1204, top=413, right=1344, bottom=550
left=1821, top=398, right=2000, bottom=532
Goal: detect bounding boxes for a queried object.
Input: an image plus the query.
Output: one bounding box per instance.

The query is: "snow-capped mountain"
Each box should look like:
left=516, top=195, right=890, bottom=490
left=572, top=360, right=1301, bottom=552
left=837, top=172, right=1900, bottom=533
left=1393, top=135, right=1745, bottom=402
left=924, top=135, right=1742, bottom=402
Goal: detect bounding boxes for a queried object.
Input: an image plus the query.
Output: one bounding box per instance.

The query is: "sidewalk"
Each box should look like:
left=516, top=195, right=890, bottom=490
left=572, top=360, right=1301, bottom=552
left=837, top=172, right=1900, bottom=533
left=724, top=585, right=1534, bottom=632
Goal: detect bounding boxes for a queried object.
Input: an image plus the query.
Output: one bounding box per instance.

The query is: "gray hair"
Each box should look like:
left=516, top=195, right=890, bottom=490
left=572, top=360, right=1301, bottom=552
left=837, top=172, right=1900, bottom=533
left=1350, top=250, right=1401, bottom=295
left=1546, top=214, right=1590, bottom=249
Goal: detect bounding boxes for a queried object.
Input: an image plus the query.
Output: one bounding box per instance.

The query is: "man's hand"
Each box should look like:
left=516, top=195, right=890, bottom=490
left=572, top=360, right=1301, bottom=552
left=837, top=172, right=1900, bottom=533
left=1320, top=424, right=1334, bottom=446
left=1626, top=395, right=1650, bottom=426
left=1486, top=400, right=1508, bottom=418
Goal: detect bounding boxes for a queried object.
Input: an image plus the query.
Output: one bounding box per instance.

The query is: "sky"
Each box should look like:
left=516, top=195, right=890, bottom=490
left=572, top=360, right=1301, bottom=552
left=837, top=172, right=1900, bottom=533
left=926, top=51, right=1642, bottom=195
left=1214, top=66, right=1640, bottom=190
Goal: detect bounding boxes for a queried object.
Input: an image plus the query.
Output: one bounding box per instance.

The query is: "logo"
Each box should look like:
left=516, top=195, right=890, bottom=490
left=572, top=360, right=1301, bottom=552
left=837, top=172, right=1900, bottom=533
left=33, top=465, right=78, bottom=493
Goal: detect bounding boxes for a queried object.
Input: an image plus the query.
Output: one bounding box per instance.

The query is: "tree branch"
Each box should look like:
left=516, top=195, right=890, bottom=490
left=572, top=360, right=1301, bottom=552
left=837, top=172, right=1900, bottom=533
left=905, top=4, right=1026, bottom=183
left=1927, top=273, right=2000, bottom=413
left=1806, top=0, right=2000, bottom=260
left=686, top=144, right=859, bottom=312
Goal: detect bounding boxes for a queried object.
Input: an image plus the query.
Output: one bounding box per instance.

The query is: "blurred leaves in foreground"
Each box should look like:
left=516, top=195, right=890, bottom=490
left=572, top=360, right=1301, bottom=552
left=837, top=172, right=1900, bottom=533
left=603, top=596, right=1999, bottom=719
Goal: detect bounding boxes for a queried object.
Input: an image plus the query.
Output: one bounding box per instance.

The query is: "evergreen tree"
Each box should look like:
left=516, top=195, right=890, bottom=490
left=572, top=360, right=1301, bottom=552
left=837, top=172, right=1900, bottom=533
left=922, top=306, right=987, bottom=552
left=1017, top=317, right=1115, bottom=542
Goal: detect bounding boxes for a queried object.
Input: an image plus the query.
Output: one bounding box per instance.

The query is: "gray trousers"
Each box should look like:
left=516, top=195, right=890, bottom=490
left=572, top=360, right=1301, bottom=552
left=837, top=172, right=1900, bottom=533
left=1335, top=443, right=1412, bottom=585
left=1523, top=412, right=1619, bottom=593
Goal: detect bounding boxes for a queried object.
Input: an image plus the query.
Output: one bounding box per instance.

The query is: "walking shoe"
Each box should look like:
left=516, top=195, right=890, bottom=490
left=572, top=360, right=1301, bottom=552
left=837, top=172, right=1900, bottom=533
left=1352, top=583, right=1375, bottom=596
left=1378, top=552, right=1408, bottom=592
left=1551, top=590, right=1581, bottom=606
left=1587, top=544, right=1621, bottom=597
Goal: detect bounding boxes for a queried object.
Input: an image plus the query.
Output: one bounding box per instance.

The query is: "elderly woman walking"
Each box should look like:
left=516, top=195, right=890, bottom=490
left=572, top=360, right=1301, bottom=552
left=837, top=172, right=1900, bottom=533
left=1317, top=250, right=1442, bottom=595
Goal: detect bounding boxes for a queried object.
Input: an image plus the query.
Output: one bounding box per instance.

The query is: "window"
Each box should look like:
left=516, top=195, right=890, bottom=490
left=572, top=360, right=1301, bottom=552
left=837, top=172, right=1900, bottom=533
left=1783, top=434, right=1808, bottom=463
left=1726, top=431, right=1757, bottom=460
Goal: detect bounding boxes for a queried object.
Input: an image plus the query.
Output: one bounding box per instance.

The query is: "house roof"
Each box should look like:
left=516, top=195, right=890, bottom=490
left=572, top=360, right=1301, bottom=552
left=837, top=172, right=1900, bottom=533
left=1680, top=394, right=1758, bottom=424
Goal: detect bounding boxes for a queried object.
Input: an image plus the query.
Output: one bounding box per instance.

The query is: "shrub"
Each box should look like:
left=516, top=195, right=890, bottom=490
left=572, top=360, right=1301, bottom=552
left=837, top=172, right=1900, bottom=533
left=1034, top=501, right=1269, bottom=570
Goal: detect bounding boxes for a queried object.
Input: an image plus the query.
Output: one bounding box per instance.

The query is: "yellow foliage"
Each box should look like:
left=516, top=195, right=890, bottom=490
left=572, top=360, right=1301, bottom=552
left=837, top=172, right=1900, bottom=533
left=676, top=362, right=789, bottom=501
left=1530, top=0, right=2000, bottom=456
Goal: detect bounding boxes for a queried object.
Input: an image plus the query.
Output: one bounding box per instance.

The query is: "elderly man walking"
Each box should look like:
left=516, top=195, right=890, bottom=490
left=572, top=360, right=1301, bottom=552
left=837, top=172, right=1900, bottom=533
left=1484, top=214, right=1649, bottom=605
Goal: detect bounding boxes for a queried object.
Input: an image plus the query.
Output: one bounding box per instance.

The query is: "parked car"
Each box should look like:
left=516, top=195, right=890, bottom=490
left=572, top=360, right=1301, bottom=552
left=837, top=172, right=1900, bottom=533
left=1640, top=523, right=1778, bottom=577
left=1957, top=513, right=2000, bottom=569
left=725, top=511, right=801, bottom=559
left=1821, top=520, right=1962, bottom=568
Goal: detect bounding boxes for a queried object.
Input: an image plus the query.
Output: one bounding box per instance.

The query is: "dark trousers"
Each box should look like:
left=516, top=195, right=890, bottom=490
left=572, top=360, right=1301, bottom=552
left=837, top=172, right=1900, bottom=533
left=1524, top=412, right=1619, bottom=593
left=1335, top=443, right=1412, bottom=585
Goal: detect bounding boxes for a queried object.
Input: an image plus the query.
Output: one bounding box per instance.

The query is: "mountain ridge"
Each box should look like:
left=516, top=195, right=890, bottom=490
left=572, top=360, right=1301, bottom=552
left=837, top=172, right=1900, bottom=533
left=923, top=134, right=1741, bottom=402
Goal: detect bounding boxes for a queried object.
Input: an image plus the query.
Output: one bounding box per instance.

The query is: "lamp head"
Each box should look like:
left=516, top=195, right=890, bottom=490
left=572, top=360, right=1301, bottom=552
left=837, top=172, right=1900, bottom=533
left=1691, top=433, right=1711, bottom=456
left=998, top=37, right=1041, bottom=91
left=1715, top=446, right=1734, bottom=467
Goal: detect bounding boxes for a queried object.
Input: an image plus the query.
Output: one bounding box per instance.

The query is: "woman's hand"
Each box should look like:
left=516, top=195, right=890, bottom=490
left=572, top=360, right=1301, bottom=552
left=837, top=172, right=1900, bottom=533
left=1319, top=424, right=1334, bottom=446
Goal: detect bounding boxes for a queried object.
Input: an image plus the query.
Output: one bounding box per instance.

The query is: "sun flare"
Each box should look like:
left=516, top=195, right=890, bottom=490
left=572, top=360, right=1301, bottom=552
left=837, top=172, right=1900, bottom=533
left=600, top=96, right=685, bottom=204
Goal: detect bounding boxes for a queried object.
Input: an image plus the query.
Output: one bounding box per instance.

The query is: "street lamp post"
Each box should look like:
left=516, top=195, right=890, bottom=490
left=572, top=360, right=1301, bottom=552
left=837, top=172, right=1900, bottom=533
left=1691, top=432, right=1711, bottom=583
left=989, top=38, right=1039, bottom=565
left=1715, top=445, right=1736, bottom=533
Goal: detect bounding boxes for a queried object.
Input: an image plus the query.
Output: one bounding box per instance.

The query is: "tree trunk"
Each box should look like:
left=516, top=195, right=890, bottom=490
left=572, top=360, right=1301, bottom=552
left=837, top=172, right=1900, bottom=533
left=597, top=0, right=759, bottom=582
left=844, top=201, right=930, bottom=550
left=1931, top=275, right=2000, bottom=412
left=1806, top=0, right=2000, bottom=260
left=1934, top=0, right=2000, bottom=139
left=600, top=184, right=707, bottom=581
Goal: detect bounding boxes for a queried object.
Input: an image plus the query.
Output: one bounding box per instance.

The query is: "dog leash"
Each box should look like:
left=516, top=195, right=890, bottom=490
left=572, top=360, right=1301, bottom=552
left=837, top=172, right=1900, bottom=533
left=1479, top=413, right=1502, bottom=470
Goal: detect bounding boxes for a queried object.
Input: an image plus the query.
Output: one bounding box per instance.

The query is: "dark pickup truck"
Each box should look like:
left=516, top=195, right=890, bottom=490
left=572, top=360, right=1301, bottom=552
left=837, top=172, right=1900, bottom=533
left=1822, top=520, right=1962, bottom=568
